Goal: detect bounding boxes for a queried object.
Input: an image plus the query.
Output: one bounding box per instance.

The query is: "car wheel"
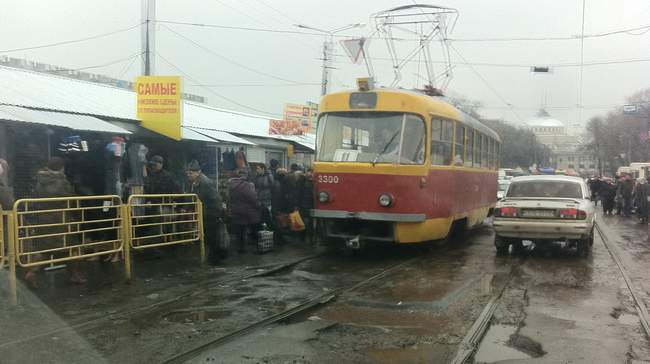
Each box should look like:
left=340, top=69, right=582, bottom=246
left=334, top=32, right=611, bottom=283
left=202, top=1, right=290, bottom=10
left=495, top=235, right=509, bottom=256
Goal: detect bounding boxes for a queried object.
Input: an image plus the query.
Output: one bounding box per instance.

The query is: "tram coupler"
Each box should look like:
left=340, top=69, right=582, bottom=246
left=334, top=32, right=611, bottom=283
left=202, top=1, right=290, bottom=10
left=345, top=236, right=363, bottom=250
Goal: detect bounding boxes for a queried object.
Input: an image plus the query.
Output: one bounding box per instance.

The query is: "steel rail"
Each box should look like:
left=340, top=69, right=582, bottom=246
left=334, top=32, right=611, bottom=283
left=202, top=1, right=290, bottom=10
left=0, top=253, right=324, bottom=350
left=161, top=257, right=420, bottom=364
left=595, top=222, right=650, bottom=339
left=449, top=266, right=516, bottom=364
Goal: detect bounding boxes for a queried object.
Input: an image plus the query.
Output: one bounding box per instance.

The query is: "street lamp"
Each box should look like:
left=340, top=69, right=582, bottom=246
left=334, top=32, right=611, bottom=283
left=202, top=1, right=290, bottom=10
left=294, top=23, right=364, bottom=95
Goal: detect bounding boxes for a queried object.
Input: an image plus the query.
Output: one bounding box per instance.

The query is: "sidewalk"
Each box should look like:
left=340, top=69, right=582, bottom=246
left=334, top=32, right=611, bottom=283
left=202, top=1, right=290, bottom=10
left=0, top=237, right=322, bottom=363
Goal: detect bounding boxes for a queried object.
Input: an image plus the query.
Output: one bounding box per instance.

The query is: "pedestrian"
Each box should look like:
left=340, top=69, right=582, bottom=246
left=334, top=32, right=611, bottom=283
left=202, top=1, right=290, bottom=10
left=145, top=155, right=180, bottom=194
left=601, top=180, right=616, bottom=215
left=636, top=179, right=650, bottom=224
left=26, top=157, right=85, bottom=286
left=0, top=159, right=14, bottom=211
left=299, top=168, right=315, bottom=243
left=185, top=160, right=224, bottom=265
left=272, top=168, right=290, bottom=242
left=619, top=174, right=634, bottom=217
left=253, top=164, right=274, bottom=228
left=269, top=159, right=280, bottom=178
left=227, top=169, right=261, bottom=253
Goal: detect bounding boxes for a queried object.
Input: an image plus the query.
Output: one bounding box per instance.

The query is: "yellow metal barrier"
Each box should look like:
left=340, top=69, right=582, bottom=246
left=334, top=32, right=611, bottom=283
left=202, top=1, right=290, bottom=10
left=0, top=210, right=7, bottom=268
left=12, top=195, right=124, bottom=268
left=125, top=194, right=205, bottom=276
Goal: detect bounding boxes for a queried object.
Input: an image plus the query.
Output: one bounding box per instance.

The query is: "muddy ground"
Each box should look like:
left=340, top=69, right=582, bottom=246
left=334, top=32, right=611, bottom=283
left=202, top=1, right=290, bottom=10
left=1, top=214, right=650, bottom=363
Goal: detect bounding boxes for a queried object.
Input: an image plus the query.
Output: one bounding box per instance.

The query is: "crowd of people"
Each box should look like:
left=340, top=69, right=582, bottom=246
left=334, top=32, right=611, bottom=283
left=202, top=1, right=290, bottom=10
left=0, top=155, right=315, bottom=286
left=588, top=173, right=650, bottom=222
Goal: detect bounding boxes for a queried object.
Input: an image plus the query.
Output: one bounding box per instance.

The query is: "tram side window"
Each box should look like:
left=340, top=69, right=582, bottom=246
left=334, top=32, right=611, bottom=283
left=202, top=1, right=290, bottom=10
left=481, top=135, right=492, bottom=168
left=400, top=115, right=426, bottom=164
left=454, top=123, right=465, bottom=166
left=487, top=139, right=494, bottom=169
left=465, top=129, right=474, bottom=167
left=431, top=119, right=451, bottom=165
left=474, top=133, right=482, bottom=168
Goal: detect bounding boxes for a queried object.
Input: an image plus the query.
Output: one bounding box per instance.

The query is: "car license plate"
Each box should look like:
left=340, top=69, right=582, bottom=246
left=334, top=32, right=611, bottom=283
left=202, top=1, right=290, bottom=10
left=521, top=209, right=555, bottom=218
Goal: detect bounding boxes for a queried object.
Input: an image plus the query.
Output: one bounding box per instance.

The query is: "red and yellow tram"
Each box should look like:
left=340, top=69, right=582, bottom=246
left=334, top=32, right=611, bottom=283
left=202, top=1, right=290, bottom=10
left=313, top=80, right=501, bottom=247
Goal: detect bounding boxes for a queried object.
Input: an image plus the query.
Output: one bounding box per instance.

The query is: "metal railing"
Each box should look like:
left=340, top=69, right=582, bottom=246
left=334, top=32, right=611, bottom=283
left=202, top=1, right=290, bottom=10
left=2, top=194, right=206, bottom=304
left=12, top=195, right=124, bottom=268
left=124, top=194, right=205, bottom=278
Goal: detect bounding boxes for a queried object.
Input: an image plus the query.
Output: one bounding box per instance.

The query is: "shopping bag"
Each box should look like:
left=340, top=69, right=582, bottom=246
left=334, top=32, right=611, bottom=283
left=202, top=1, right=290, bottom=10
left=257, top=226, right=274, bottom=254
left=289, top=210, right=305, bottom=232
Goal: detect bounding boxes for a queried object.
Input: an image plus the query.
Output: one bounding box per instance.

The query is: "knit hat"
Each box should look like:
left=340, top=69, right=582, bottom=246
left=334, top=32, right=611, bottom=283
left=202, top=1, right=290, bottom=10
left=186, top=160, right=201, bottom=171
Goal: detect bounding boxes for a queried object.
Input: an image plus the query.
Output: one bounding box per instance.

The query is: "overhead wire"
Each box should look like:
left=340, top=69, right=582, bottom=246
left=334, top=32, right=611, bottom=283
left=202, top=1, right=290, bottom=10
left=0, top=23, right=143, bottom=53
left=160, top=24, right=313, bottom=85
left=46, top=51, right=144, bottom=73
left=449, top=43, right=524, bottom=122
left=156, top=51, right=282, bottom=118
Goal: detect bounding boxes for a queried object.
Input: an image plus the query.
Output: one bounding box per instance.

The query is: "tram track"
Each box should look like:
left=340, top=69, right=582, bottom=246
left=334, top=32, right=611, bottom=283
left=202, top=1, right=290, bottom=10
left=160, top=255, right=422, bottom=364
left=0, top=252, right=325, bottom=350
left=595, top=221, right=650, bottom=339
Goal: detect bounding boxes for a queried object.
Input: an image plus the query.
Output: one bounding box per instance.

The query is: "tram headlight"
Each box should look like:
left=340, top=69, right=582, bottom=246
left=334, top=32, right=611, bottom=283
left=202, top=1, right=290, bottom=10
left=318, top=191, right=330, bottom=203
left=378, top=193, right=393, bottom=207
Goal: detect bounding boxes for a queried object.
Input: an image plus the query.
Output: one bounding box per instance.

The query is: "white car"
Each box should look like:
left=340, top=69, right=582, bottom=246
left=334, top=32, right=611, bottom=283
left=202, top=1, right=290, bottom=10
left=497, top=179, right=511, bottom=200
left=492, top=175, right=595, bottom=256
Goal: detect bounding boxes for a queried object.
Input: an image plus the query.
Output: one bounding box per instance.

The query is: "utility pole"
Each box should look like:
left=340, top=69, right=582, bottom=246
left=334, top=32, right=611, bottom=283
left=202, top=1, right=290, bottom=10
left=320, top=41, right=330, bottom=96
left=141, top=0, right=156, bottom=75
left=294, top=23, right=364, bottom=95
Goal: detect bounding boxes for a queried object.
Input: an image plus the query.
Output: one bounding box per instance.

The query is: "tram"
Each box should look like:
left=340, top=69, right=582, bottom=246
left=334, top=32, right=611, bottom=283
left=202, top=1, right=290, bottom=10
left=312, top=79, right=501, bottom=248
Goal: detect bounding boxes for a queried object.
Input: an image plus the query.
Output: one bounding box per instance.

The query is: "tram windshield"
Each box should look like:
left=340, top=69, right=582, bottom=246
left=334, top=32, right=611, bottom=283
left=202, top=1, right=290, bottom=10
left=316, top=112, right=426, bottom=165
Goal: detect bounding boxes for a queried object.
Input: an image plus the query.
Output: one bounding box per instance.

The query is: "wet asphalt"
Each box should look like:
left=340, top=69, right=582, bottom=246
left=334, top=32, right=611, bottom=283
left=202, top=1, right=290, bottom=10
left=1, top=214, right=650, bottom=363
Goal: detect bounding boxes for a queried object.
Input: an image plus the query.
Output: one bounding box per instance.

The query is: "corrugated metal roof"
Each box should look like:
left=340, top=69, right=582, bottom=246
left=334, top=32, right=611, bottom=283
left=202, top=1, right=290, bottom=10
left=184, top=127, right=255, bottom=145
left=0, top=105, right=131, bottom=134
left=0, top=66, right=320, bottom=149
left=181, top=126, right=216, bottom=143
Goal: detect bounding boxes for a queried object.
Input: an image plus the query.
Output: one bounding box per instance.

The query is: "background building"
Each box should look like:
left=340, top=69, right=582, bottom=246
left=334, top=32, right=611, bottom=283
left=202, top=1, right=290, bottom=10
left=527, top=109, right=596, bottom=174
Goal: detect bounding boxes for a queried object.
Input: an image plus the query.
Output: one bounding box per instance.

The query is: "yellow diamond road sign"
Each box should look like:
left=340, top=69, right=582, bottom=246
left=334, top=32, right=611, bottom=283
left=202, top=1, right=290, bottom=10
left=135, top=76, right=182, bottom=140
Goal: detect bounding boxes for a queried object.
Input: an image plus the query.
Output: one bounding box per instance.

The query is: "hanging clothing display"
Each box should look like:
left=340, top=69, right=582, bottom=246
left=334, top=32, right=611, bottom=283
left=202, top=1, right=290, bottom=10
left=126, top=143, right=148, bottom=186
left=58, top=135, right=89, bottom=153
left=222, top=148, right=237, bottom=171
left=104, top=136, right=125, bottom=196
left=235, top=147, right=248, bottom=169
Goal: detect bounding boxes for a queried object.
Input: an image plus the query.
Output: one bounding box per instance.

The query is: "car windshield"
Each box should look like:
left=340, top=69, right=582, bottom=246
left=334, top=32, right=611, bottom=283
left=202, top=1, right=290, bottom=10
left=316, top=112, right=425, bottom=164
left=506, top=180, right=583, bottom=199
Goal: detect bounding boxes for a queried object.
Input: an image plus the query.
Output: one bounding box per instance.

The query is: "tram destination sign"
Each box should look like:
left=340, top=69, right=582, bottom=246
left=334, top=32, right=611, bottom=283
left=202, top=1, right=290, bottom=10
left=135, top=75, right=183, bottom=140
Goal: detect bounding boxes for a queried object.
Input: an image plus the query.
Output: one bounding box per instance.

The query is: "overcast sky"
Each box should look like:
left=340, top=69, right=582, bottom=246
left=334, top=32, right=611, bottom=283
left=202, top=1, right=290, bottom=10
left=2, top=0, right=650, bottom=128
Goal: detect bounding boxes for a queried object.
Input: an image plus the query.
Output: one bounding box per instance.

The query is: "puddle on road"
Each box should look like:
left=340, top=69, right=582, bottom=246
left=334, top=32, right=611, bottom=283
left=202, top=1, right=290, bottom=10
left=474, top=325, right=531, bottom=363
left=366, top=343, right=439, bottom=364
left=164, top=309, right=232, bottom=324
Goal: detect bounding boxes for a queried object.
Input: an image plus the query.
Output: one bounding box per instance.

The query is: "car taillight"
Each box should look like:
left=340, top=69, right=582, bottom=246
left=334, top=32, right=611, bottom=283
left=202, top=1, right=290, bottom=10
left=495, top=207, right=518, bottom=217
left=558, top=208, right=587, bottom=220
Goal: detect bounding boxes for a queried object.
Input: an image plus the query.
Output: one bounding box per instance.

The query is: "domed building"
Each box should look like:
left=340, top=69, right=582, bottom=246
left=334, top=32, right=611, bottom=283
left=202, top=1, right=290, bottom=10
left=526, top=109, right=596, bottom=173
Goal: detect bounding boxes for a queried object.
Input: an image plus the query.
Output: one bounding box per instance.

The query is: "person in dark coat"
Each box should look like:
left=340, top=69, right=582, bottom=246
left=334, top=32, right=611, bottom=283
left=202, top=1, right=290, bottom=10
left=254, top=164, right=274, bottom=228
left=299, top=169, right=315, bottom=243
left=0, top=159, right=14, bottom=211
left=185, top=160, right=223, bottom=265
left=271, top=168, right=290, bottom=242
left=26, top=157, right=84, bottom=286
left=636, top=179, right=650, bottom=223
left=228, top=169, right=261, bottom=253
left=618, top=174, right=634, bottom=217
left=601, top=180, right=617, bottom=215
left=145, top=155, right=180, bottom=194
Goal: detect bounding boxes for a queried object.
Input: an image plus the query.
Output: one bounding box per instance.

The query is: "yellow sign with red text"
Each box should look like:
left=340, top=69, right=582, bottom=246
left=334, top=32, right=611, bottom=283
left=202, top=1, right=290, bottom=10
left=135, top=76, right=182, bottom=140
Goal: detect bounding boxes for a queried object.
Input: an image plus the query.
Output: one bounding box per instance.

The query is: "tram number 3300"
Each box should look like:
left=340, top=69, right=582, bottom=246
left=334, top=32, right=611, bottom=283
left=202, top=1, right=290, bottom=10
left=318, top=175, right=339, bottom=184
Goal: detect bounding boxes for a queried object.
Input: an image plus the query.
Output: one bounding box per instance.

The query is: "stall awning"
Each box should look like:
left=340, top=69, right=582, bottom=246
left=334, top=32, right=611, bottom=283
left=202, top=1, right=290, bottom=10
left=183, top=126, right=255, bottom=145
left=0, top=105, right=131, bottom=134
left=181, top=126, right=217, bottom=143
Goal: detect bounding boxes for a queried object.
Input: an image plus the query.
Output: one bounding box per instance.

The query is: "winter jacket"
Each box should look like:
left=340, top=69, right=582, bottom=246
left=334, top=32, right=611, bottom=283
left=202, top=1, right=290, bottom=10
left=0, top=183, right=14, bottom=210
left=34, top=168, right=74, bottom=198
left=618, top=179, right=634, bottom=199
left=254, top=171, right=274, bottom=208
left=145, top=169, right=180, bottom=195
left=271, top=174, right=291, bottom=214
left=186, top=173, right=221, bottom=219
left=227, top=177, right=261, bottom=225
left=32, top=168, right=76, bottom=244
left=299, top=176, right=314, bottom=213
